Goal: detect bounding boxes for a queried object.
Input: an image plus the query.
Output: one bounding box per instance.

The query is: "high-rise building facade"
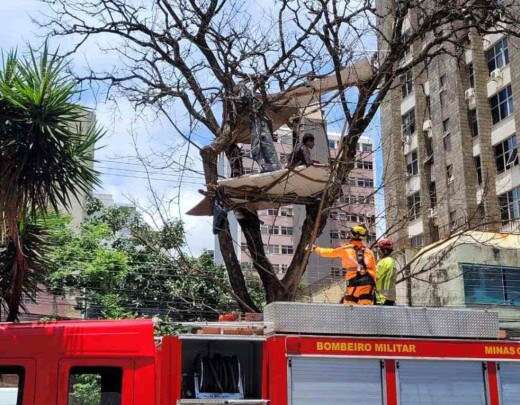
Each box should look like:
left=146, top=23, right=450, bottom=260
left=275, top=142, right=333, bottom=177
left=379, top=3, right=520, bottom=251
left=214, top=126, right=376, bottom=288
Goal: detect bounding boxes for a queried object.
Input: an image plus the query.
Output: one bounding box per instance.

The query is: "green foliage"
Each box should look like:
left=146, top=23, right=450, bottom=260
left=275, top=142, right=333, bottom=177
left=68, top=374, right=101, bottom=405
left=45, top=199, right=261, bottom=321
left=0, top=45, right=103, bottom=320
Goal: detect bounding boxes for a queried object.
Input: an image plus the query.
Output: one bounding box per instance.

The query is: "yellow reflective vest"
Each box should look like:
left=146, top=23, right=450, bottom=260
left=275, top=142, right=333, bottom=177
left=376, top=256, right=396, bottom=303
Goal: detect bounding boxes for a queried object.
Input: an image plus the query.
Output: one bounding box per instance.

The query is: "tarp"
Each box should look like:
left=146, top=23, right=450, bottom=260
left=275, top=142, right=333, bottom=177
left=187, top=165, right=330, bottom=216
left=233, top=58, right=373, bottom=144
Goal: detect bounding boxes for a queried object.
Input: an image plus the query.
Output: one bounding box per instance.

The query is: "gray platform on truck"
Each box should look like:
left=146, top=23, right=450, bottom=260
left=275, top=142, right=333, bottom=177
left=264, top=302, right=500, bottom=339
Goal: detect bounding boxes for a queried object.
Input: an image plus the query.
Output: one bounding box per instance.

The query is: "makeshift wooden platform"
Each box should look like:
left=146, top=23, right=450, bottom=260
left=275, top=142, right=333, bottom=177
left=187, top=165, right=330, bottom=216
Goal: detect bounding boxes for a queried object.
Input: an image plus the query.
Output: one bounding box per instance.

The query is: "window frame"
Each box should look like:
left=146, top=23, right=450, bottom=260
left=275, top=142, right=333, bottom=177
left=402, top=109, right=416, bottom=138
left=468, top=109, right=478, bottom=138
left=498, top=186, right=520, bottom=224
left=401, top=69, right=413, bottom=98
left=494, top=134, right=518, bottom=174
left=490, top=85, right=514, bottom=125
left=462, top=262, right=520, bottom=306
left=0, top=366, right=25, bottom=405
left=486, top=37, right=510, bottom=74
left=474, top=155, right=483, bottom=185
left=407, top=192, right=421, bottom=221
left=406, top=150, right=419, bottom=177
left=57, top=359, right=132, bottom=405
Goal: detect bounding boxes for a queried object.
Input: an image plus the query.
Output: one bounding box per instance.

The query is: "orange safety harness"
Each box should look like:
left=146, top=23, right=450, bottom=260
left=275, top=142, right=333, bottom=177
left=343, top=246, right=376, bottom=304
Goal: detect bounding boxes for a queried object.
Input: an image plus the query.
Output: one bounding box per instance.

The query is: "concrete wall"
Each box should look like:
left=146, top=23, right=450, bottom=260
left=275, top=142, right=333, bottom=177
left=397, top=233, right=520, bottom=327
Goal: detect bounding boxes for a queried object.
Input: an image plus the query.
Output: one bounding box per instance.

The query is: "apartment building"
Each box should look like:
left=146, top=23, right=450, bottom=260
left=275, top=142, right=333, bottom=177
left=214, top=126, right=376, bottom=287
left=379, top=4, right=520, bottom=251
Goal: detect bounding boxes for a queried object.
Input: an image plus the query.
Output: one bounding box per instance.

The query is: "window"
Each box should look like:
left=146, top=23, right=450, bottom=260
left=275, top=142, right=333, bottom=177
left=266, top=208, right=278, bottom=216
left=281, top=245, right=294, bottom=255
left=463, top=263, right=520, bottom=306
left=362, top=143, right=372, bottom=152
left=68, top=367, right=122, bottom=405
left=356, top=178, right=374, bottom=188
left=270, top=226, right=281, bottom=235
left=407, top=192, right=421, bottom=221
left=0, top=367, right=24, bottom=405
left=328, top=139, right=337, bottom=149
left=486, top=37, right=509, bottom=73
left=406, top=150, right=418, bottom=176
left=355, top=160, right=373, bottom=170
left=240, top=243, right=248, bottom=252
left=280, top=226, right=293, bottom=235
left=468, top=63, right=475, bottom=88
left=494, top=134, right=518, bottom=174
left=474, top=155, right=482, bottom=185
left=280, top=207, right=293, bottom=217
left=429, top=182, right=437, bottom=208
left=401, top=29, right=411, bottom=58
left=401, top=69, right=413, bottom=98
left=409, top=234, right=423, bottom=248
left=265, top=245, right=280, bottom=255
left=490, top=85, right=514, bottom=124
left=330, top=230, right=340, bottom=240
left=468, top=109, right=478, bottom=137
left=499, top=186, right=520, bottom=223
left=402, top=109, right=416, bottom=138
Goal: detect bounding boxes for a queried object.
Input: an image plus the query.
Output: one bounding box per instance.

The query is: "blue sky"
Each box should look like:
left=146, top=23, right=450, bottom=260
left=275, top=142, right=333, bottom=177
left=0, top=1, right=385, bottom=253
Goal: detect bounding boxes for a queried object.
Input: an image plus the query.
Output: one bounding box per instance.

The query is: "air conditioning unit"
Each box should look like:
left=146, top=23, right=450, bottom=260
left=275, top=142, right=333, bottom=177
left=422, top=120, right=432, bottom=131
left=464, top=88, right=475, bottom=101
left=490, top=68, right=503, bottom=82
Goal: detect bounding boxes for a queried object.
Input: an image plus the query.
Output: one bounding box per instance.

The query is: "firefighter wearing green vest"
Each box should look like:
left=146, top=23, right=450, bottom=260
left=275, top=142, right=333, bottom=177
left=375, top=239, right=397, bottom=306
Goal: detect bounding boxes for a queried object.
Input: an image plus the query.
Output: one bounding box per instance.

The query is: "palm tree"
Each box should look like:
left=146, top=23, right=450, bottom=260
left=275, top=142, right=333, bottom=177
left=0, top=47, right=103, bottom=321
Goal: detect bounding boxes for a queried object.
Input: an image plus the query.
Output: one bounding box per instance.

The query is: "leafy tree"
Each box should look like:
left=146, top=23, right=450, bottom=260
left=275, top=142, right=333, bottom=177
left=46, top=199, right=263, bottom=320
left=0, top=47, right=103, bottom=321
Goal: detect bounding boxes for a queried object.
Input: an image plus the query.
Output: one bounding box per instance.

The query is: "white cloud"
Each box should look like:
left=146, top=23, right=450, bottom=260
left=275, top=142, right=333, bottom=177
left=0, top=2, right=214, bottom=255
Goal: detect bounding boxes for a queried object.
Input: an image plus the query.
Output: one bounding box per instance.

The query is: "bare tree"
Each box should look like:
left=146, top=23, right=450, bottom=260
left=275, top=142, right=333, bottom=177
left=39, top=0, right=520, bottom=310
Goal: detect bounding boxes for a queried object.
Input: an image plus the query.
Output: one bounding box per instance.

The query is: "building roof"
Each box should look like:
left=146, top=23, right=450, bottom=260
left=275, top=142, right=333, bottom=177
left=416, top=231, right=520, bottom=257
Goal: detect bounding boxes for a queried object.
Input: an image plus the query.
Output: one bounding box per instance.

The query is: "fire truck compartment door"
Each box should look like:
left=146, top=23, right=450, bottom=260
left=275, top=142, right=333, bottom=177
left=398, top=360, right=487, bottom=405
left=289, top=357, right=383, bottom=405
left=499, top=362, right=520, bottom=403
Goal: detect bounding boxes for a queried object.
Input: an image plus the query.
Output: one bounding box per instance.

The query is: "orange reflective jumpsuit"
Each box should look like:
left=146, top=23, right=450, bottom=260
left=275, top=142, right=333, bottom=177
left=314, top=240, right=377, bottom=305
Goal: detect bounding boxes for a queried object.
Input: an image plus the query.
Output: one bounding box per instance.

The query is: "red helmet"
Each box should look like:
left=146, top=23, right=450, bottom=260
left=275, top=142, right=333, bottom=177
left=377, top=238, right=394, bottom=250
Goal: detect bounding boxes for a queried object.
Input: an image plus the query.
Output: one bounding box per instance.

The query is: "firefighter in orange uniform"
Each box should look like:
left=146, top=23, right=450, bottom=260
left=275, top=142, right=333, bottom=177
left=312, top=225, right=377, bottom=305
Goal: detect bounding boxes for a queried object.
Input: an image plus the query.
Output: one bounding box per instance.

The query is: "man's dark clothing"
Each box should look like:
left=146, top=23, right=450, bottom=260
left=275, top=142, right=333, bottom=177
left=287, top=143, right=313, bottom=168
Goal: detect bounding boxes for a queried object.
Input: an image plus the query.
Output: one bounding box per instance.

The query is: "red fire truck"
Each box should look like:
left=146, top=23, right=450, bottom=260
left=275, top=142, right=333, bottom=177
left=0, top=303, right=519, bottom=405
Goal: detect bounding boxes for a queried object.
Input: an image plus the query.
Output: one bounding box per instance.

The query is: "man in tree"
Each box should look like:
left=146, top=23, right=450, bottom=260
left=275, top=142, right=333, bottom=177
left=312, top=225, right=376, bottom=305
left=375, top=239, right=397, bottom=306
left=287, top=133, right=316, bottom=168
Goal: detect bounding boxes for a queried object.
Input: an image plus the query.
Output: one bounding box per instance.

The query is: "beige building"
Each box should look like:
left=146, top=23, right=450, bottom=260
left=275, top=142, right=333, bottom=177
left=399, top=231, right=520, bottom=331
left=214, top=126, right=376, bottom=287
left=379, top=2, right=520, bottom=251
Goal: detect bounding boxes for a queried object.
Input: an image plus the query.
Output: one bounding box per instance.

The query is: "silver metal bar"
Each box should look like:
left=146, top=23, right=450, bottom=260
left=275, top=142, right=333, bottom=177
left=264, top=303, right=500, bottom=339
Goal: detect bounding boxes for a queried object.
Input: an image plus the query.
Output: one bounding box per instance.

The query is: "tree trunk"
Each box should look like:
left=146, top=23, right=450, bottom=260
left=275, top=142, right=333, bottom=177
left=6, top=221, right=26, bottom=322
left=217, top=218, right=260, bottom=313
left=236, top=208, right=286, bottom=303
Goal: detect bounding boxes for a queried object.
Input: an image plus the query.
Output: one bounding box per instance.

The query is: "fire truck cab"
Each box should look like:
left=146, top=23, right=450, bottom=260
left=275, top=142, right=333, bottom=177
left=1, top=303, right=520, bottom=405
